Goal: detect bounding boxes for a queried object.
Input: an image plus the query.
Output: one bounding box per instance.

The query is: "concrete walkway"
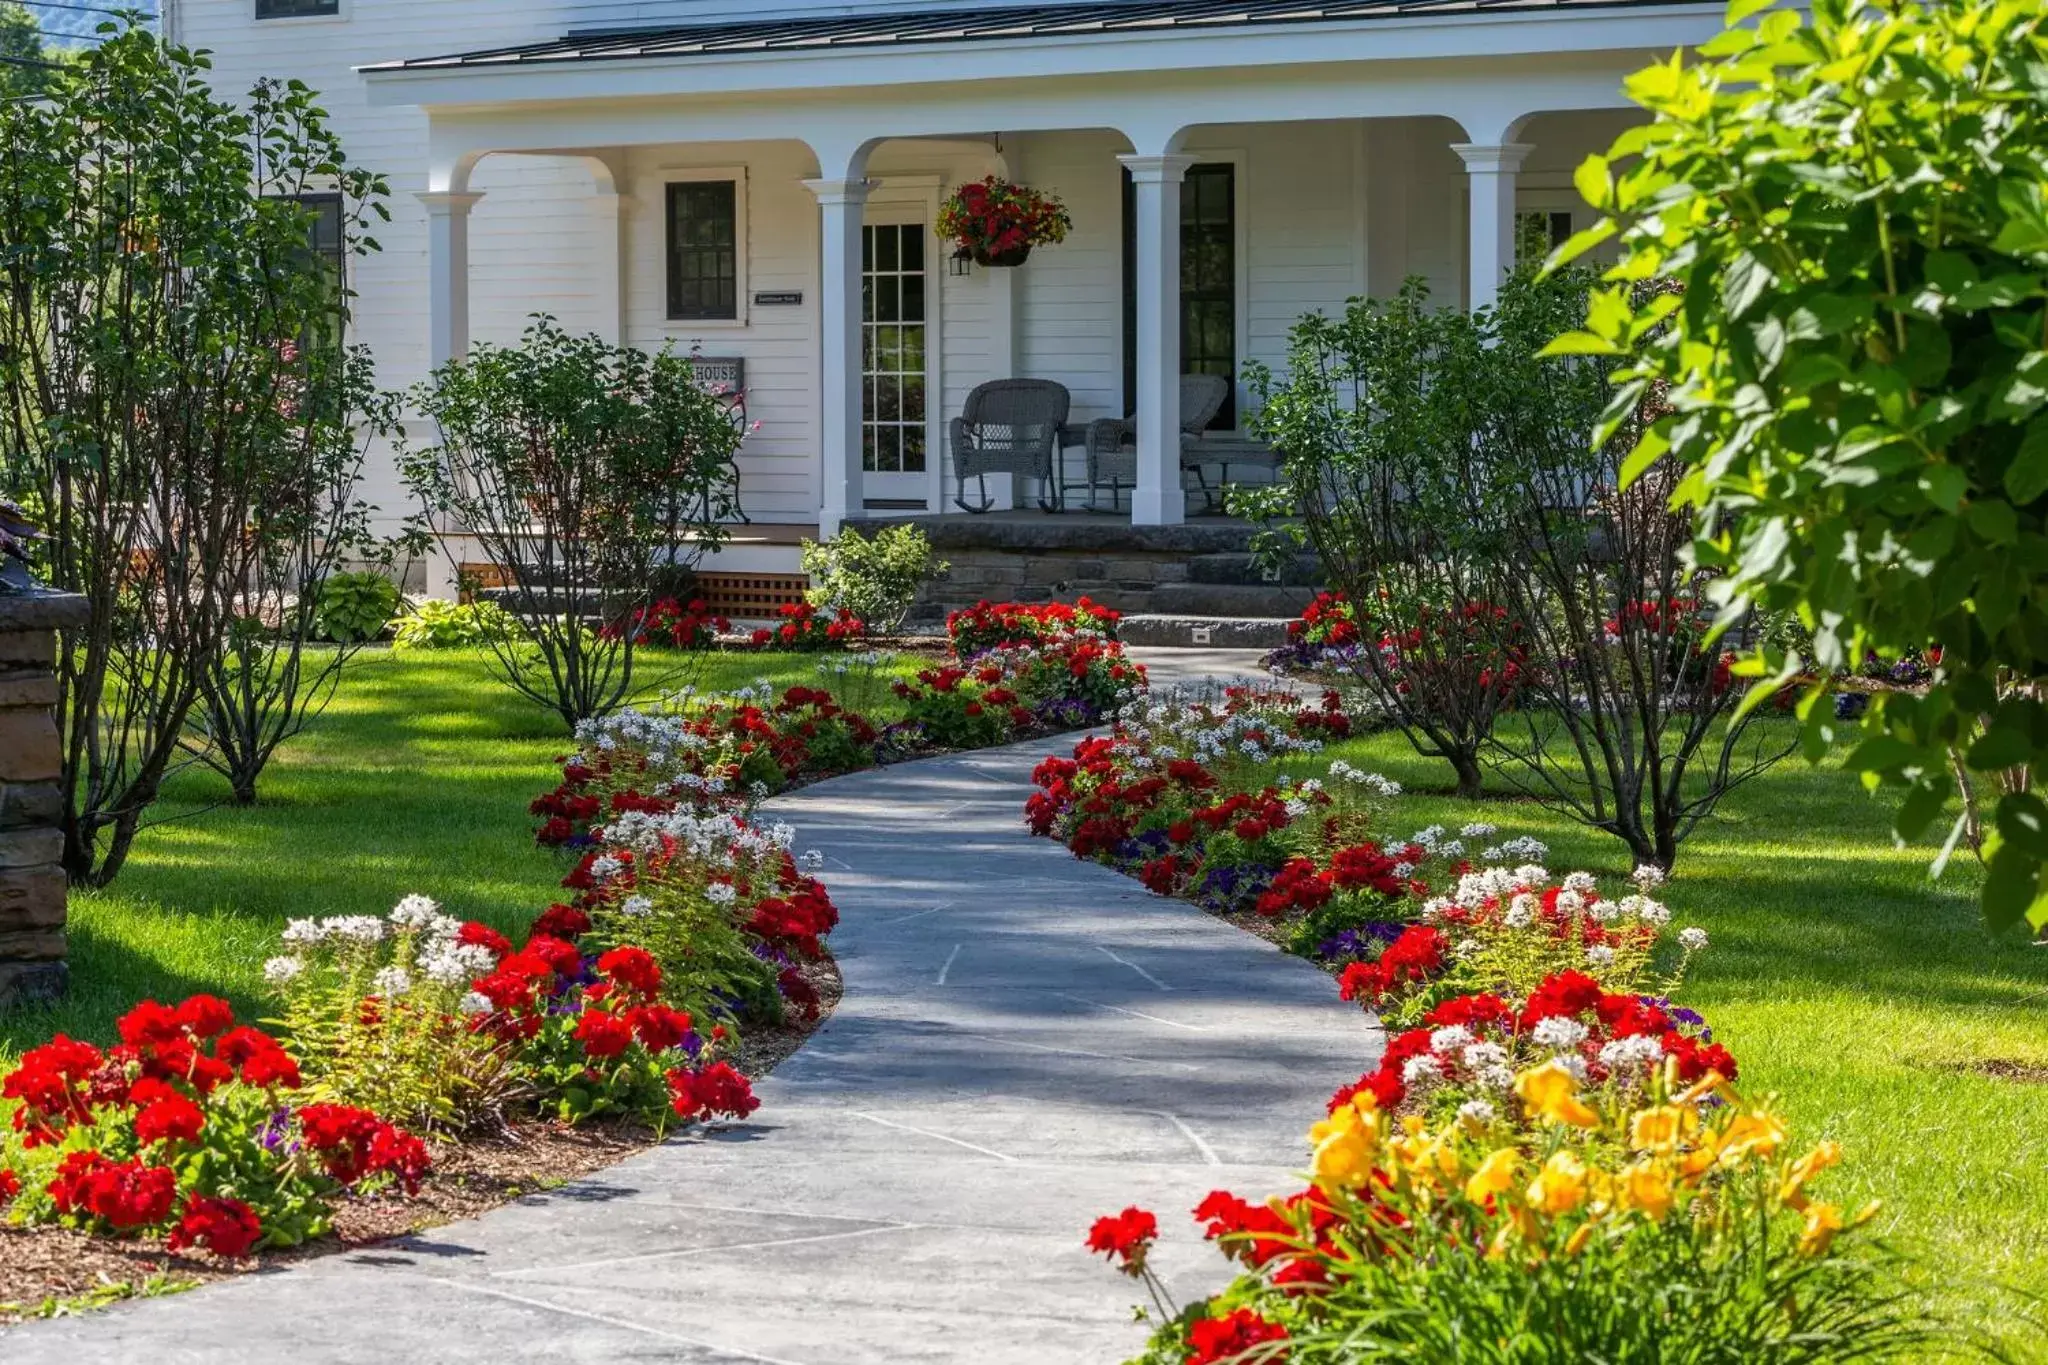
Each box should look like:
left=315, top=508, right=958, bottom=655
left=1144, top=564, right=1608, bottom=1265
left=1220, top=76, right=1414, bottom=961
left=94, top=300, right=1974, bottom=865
left=7, top=731, right=1378, bottom=1364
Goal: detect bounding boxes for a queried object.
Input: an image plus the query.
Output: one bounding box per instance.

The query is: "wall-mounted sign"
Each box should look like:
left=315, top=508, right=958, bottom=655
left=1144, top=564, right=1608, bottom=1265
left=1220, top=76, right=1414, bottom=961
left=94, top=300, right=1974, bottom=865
left=752, top=290, right=803, bottom=306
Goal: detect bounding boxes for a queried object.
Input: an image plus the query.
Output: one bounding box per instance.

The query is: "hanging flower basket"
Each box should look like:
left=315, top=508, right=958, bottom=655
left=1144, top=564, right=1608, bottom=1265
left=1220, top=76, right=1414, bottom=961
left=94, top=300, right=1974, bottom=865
left=938, top=176, right=1072, bottom=269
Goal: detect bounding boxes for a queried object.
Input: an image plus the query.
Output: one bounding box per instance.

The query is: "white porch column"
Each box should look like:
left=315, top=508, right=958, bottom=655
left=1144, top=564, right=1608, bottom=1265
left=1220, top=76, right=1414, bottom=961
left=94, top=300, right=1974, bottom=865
left=419, top=191, right=484, bottom=368
left=591, top=182, right=627, bottom=346
left=803, top=177, right=870, bottom=538
left=1451, top=142, right=1532, bottom=312
left=1119, top=153, right=1197, bottom=527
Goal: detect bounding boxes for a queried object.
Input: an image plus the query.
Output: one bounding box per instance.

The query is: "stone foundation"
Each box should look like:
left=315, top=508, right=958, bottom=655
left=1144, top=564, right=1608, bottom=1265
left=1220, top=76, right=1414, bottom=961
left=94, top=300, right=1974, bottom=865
left=0, top=572, right=86, bottom=1011
left=867, top=514, right=1322, bottom=623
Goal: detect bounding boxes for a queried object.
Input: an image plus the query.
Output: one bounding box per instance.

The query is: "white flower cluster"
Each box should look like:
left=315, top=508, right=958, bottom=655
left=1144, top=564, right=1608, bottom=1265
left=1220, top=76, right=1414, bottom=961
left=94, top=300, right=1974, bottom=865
left=1481, top=835, right=1549, bottom=863
left=1408, top=825, right=1466, bottom=860
left=1678, top=926, right=1709, bottom=952
left=1597, top=1034, right=1665, bottom=1072
left=1326, top=759, right=1401, bottom=796
left=270, top=894, right=485, bottom=999
left=1531, top=1016, right=1590, bottom=1050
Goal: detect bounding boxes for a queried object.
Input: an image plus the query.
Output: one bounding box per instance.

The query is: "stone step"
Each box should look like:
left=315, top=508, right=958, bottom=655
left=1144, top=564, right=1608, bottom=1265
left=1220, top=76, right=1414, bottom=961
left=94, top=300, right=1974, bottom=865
left=1150, top=581, right=1319, bottom=620
left=1186, top=551, right=1324, bottom=586
left=1118, top=614, right=1298, bottom=650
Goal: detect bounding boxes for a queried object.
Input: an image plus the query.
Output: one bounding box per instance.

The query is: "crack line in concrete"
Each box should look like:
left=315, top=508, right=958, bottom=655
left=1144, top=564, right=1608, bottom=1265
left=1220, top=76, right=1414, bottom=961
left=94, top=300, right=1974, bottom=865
left=1095, top=945, right=1173, bottom=991
left=956, top=1031, right=1202, bottom=1073
left=1153, top=1111, right=1224, bottom=1166
left=1055, top=993, right=1211, bottom=1032
left=850, top=1110, right=1019, bottom=1163
left=935, top=942, right=963, bottom=984
left=418, top=1276, right=811, bottom=1362
left=882, top=900, right=955, bottom=926
left=492, top=1222, right=920, bottom=1279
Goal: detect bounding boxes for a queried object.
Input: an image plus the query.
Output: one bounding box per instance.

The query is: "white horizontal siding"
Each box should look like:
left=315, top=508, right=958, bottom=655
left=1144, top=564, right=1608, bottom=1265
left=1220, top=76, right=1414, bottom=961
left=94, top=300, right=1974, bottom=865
left=172, top=0, right=1634, bottom=538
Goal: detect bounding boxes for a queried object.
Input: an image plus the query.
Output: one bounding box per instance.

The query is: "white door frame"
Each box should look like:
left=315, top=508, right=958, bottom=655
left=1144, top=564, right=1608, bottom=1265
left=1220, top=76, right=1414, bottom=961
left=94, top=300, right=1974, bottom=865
left=861, top=175, right=943, bottom=512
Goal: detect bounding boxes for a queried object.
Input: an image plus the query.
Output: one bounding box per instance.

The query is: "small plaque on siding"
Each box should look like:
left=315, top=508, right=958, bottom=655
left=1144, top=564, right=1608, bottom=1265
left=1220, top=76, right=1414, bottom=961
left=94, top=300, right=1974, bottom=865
left=752, top=290, right=803, bottom=306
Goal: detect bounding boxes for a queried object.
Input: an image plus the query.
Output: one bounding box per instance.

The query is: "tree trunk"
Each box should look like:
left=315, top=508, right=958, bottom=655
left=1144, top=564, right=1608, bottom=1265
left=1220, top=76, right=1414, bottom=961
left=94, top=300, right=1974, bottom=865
left=1451, top=750, right=1486, bottom=801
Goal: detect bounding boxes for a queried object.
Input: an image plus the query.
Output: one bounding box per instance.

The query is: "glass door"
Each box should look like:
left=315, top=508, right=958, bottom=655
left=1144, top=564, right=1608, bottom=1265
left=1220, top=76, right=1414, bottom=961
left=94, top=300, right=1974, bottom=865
left=861, top=221, right=930, bottom=508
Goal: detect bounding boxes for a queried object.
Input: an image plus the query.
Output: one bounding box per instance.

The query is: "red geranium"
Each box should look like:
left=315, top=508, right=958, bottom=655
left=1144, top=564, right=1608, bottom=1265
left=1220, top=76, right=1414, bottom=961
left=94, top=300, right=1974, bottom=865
left=166, top=1194, right=263, bottom=1259
left=1084, top=1205, right=1157, bottom=1272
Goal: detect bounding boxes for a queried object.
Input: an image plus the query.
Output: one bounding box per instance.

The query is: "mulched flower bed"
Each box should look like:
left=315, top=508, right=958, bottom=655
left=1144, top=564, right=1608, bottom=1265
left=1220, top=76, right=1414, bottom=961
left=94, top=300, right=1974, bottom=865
left=0, top=957, right=842, bottom=1323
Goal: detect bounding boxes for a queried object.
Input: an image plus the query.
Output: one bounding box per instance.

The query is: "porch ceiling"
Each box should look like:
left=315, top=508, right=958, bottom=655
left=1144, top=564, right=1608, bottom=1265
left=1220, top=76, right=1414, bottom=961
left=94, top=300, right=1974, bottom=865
left=366, top=0, right=1704, bottom=71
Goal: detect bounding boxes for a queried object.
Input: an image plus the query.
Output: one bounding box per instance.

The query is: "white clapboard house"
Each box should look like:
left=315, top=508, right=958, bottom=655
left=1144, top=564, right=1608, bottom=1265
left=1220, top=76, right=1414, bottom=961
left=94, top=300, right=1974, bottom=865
left=163, top=0, right=1721, bottom=617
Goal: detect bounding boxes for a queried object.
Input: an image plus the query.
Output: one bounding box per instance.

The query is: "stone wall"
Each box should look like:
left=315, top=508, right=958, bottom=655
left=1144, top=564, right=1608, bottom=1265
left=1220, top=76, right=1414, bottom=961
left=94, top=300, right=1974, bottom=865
left=0, top=577, right=86, bottom=1011
left=866, top=515, right=1322, bottom=625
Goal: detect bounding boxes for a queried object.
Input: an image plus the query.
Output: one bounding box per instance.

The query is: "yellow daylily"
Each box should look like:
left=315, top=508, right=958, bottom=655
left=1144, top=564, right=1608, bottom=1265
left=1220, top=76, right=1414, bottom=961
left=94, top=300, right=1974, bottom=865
left=1798, top=1201, right=1845, bottom=1257
left=1309, top=1096, right=1385, bottom=1190
left=1527, top=1150, right=1591, bottom=1216
left=1515, top=1060, right=1602, bottom=1129
left=1616, top=1159, right=1676, bottom=1221
left=1777, top=1140, right=1842, bottom=1209
left=1711, top=1107, right=1789, bottom=1168
left=1628, top=1103, right=1698, bottom=1154
left=1465, top=1147, right=1520, bottom=1204
left=1564, top=1222, right=1596, bottom=1257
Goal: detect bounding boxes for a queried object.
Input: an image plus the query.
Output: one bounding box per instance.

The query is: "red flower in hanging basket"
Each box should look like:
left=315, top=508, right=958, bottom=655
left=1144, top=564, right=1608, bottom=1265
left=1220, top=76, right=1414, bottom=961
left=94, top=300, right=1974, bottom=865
left=937, top=177, right=1073, bottom=267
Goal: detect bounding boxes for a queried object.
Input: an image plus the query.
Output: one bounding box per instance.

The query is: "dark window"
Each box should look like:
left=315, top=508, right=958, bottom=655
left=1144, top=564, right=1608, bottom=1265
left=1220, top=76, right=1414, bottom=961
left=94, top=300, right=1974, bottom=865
left=666, top=180, right=739, bottom=321
left=1121, top=163, right=1236, bottom=428
left=256, top=0, right=341, bottom=17
left=278, top=192, right=346, bottom=347
left=1516, top=209, right=1575, bottom=262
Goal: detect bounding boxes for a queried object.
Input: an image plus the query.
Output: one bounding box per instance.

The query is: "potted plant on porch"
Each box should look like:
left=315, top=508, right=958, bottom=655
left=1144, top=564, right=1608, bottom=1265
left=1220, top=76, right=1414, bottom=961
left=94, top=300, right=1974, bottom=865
left=938, top=176, right=1072, bottom=268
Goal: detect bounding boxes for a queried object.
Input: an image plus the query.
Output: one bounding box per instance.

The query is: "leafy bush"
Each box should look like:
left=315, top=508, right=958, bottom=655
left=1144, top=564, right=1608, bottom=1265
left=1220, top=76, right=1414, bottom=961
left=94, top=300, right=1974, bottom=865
left=1243, top=285, right=1520, bottom=799
left=316, top=571, right=403, bottom=644
left=0, top=27, right=389, bottom=880
left=400, top=317, right=743, bottom=728
left=946, top=597, right=1120, bottom=655
left=0, top=995, right=428, bottom=1254
left=604, top=597, right=728, bottom=650
left=743, top=601, right=866, bottom=651
left=801, top=523, right=948, bottom=635
left=1554, top=0, right=2048, bottom=927
left=392, top=598, right=517, bottom=651
left=263, top=896, right=519, bottom=1131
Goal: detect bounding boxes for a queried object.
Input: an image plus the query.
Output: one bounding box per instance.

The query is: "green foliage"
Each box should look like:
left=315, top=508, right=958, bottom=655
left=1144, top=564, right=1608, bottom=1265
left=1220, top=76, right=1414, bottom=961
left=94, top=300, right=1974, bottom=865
left=584, top=875, right=778, bottom=1034
left=399, top=318, right=745, bottom=729
left=1244, top=282, right=1508, bottom=799
left=0, top=23, right=389, bottom=884
left=263, top=900, right=519, bottom=1132
left=800, top=523, right=947, bottom=635
left=315, top=571, right=402, bottom=644
left=391, top=598, right=517, bottom=651
left=0, top=3, right=63, bottom=100
left=1555, top=0, right=2048, bottom=926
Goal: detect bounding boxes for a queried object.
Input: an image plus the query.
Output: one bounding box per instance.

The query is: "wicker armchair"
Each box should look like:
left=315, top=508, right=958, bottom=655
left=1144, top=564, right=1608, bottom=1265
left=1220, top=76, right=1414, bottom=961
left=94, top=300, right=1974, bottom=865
left=1083, top=374, right=1232, bottom=511
left=949, top=379, right=1072, bottom=513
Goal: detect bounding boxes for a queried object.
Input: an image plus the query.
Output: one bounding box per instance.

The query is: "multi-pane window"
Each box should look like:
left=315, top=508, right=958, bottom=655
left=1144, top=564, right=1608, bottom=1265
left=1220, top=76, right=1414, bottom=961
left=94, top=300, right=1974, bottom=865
left=666, top=180, right=739, bottom=321
left=256, top=0, right=341, bottom=17
left=1121, top=162, right=1236, bottom=428
left=861, top=224, right=928, bottom=477
left=1516, top=209, right=1574, bottom=262
left=277, top=192, right=345, bottom=347
left=1179, top=163, right=1236, bottom=428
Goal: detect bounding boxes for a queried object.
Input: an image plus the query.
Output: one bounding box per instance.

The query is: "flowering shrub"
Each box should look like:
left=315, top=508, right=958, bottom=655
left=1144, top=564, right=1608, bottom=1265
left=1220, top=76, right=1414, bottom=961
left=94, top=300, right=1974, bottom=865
left=264, top=895, right=522, bottom=1130
left=1100, top=1062, right=1919, bottom=1362
left=1288, top=590, right=1360, bottom=649
left=504, top=945, right=755, bottom=1128
left=0, top=995, right=428, bottom=1255
left=946, top=596, right=1119, bottom=655
left=604, top=596, right=729, bottom=650
left=745, top=601, right=864, bottom=651
left=568, top=804, right=838, bottom=1032
left=1025, top=689, right=1448, bottom=928
left=1334, top=863, right=1711, bottom=1027
left=935, top=177, right=1072, bottom=265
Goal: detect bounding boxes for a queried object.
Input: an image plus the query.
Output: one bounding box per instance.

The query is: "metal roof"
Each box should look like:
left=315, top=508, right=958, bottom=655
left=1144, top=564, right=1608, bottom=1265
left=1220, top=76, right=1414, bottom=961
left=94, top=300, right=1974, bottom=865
left=366, top=0, right=1698, bottom=70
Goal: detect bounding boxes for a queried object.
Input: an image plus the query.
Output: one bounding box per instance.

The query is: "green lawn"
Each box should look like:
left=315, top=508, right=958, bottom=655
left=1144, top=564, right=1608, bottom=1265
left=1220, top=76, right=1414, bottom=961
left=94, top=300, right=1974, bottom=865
left=0, top=647, right=916, bottom=1059
left=1298, top=727, right=2048, bottom=1347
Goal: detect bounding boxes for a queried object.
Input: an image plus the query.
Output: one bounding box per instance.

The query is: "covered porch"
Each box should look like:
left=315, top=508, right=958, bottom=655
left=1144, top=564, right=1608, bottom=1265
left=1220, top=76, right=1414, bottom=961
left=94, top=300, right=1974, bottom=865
left=366, top=2, right=1719, bottom=542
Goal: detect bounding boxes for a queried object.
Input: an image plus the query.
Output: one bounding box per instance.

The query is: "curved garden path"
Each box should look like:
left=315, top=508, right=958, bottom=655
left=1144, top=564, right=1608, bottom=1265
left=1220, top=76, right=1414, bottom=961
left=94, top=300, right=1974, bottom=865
left=8, top=725, right=1378, bottom=1364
